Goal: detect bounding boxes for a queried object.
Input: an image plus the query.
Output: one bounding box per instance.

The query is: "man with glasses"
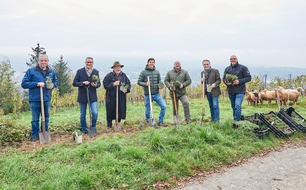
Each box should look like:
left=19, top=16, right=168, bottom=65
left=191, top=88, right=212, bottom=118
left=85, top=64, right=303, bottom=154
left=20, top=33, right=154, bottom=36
left=201, top=59, right=221, bottom=122
left=223, top=55, right=251, bottom=121
left=73, top=57, right=101, bottom=134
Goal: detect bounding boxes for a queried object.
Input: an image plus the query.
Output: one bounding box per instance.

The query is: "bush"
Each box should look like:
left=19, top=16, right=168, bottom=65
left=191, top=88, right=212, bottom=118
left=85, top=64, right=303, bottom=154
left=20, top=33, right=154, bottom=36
left=0, top=119, right=30, bottom=143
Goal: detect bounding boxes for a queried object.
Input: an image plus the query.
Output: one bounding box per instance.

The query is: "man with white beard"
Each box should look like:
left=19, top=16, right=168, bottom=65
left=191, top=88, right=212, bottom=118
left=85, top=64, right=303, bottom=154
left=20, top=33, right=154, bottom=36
left=103, top=61, right=131, bottom=128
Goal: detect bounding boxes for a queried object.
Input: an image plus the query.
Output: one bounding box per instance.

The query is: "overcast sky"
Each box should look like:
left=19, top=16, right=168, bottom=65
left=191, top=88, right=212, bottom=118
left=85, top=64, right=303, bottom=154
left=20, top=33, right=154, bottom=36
left=1, top=0, right=306, bottom=71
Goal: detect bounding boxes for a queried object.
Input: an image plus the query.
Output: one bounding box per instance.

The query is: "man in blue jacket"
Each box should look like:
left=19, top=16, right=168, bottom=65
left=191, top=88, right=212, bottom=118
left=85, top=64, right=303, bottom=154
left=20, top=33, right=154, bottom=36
left=223, top=55, right=251, bottom=121
left=21, top=54, right=58, bottom=142
left=73, top=57, right=101, bottom=134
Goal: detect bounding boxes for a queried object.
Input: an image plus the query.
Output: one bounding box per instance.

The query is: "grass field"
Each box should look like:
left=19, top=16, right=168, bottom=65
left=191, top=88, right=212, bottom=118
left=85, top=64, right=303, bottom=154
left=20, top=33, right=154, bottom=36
left=1, top=97, right=306, bottom=189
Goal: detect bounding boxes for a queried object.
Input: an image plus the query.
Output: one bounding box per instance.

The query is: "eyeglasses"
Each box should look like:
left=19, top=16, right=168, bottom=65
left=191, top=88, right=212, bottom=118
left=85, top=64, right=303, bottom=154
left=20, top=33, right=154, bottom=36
left=230, top=58, right=237, bottom=60
left=203, top=64, right=209, bottom=66
left=86, top=61, right=93, bottom=63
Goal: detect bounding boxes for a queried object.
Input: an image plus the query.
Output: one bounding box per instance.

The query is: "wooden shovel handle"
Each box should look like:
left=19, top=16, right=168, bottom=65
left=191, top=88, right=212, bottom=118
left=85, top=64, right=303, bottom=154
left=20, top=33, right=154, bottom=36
left=173, top=91, right=178, bottom=115
left=40, top=86, right=46, bottom=132
left=147, top=76, right=154, bottom=118
left=202, top=73, right=205, bottom=109
left=116, top=85, right=119, bottom=123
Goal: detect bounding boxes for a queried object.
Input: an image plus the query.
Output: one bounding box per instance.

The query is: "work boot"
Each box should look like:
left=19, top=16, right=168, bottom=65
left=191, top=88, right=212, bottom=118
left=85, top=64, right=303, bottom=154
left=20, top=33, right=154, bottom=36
left=157, top=122, right=168, bottom=127
left=185, top=119, right=191, bottom=124
left=107, top=121, right=112, bottom=128
left=81, top=128, right=88, bottom=134
left=31, top=136, right=39, bottom=142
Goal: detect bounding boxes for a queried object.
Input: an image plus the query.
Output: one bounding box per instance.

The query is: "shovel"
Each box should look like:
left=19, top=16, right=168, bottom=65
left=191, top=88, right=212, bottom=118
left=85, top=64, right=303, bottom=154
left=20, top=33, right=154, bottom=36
left=114, top=85, right=121, bottom=132
left=86, top=86, right=97, bottom=137
left=147, top=76, right=156, bottom=127
left=201, top=73, right=206, bottom=122
left=172, top=90, right=182, bottom=125
left=39, top=86, right=51, bottom=144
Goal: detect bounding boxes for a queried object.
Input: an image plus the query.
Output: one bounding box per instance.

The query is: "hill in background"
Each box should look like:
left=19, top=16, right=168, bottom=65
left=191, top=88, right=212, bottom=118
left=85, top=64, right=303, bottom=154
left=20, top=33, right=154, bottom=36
left=9, top=55, right=306, bottom=87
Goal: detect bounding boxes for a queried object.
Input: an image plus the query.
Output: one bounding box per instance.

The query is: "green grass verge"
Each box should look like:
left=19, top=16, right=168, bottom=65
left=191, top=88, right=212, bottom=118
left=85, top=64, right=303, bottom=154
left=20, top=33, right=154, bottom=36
left=1, top=97, right=306, bottom=189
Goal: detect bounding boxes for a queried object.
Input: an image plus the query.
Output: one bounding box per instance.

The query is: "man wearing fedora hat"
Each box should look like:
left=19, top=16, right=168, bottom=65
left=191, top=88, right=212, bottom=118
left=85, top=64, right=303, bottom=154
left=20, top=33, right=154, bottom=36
left=103, top=61, right=131, bottom=128
left=73, top=57, right=101, bottom=134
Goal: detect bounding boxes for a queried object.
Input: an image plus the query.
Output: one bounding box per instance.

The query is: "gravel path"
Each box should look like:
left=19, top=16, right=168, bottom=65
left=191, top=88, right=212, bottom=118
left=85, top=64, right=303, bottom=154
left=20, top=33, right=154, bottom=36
left=174, top=146, right=306, bottom=190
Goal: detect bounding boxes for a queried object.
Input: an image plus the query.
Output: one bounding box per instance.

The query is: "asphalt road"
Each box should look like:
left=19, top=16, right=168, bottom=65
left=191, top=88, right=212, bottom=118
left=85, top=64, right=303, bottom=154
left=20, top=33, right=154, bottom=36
left=173, top=146, right=306, bottom=190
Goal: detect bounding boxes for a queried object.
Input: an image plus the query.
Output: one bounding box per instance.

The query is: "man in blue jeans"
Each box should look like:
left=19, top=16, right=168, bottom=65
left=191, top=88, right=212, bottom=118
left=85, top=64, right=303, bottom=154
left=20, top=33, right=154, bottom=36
left=21, top=54, right=58, bottom=141
left=137, top=58, right=167, bottom=126
left=201, top=59, right=221, bottom=122
left=223, top=55, right=251, bottom=121
left=73, top=57, right=101, bottom=133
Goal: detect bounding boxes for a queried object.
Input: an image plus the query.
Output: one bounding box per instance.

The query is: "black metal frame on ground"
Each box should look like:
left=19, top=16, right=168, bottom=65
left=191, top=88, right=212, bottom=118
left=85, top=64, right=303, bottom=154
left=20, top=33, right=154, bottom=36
left=259, top=111, right=295, bottom=138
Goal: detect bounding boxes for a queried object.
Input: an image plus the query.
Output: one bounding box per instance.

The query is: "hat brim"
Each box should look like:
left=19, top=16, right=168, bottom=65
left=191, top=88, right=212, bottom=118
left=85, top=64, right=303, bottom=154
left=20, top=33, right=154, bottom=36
left=111, top=65, right=124, bottom=69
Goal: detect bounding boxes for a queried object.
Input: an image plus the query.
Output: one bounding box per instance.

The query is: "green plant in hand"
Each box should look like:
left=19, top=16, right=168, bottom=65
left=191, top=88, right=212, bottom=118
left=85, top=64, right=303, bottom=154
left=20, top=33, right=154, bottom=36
left=158, top=80, right=164, bottom=89
left=46, top=76, right=53, bottom=89
left=225, top=74, right=238, bottom=83
left=169, top=81, right=176, bottom=90
left=175, top=80, right=182, bottom=87
left=120, top=82, right=129, bottom=93
left=92, top=74, right=100, bottom=83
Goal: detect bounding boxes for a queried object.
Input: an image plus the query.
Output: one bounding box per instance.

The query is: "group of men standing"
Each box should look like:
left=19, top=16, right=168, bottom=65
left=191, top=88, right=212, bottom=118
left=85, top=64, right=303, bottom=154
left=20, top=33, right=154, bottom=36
left=22, top=54, right=251, bottom=141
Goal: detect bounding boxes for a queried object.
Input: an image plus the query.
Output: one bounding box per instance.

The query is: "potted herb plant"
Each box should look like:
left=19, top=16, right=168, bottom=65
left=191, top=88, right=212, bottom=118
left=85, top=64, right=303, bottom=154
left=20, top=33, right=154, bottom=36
left=120, top=82, right=129, bottom=93
left=158, top=81, right=164, bottom=89
left=225, top=74, right=238, bottom=84
left=46, top=76, right=53, bottom=89
left=92, top=74, right=100, bottom=83
left=72, top=130, right=83, bottom=144
left=175, top=80, right=182, bottom=88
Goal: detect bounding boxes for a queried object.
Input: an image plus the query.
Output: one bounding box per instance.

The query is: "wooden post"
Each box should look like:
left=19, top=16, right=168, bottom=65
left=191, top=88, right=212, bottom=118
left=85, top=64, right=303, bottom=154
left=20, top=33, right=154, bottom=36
left=131, top=84, right=135, bottom=105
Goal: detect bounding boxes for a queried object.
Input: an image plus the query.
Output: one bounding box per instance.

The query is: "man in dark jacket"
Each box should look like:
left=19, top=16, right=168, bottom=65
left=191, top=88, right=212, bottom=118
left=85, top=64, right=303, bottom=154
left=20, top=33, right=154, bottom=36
left=103, top=61, right=131, bottom=128
left=201, top=59, right=221, bottom=122
left=223, top=55, right=251, bottom=121
left=21, top=54, right=58, bottom=141
left=137, top=58, right=167, bottom=126
left=73, top=57, right=101, bottom=133
left=164, top=61, right=192, bottom=124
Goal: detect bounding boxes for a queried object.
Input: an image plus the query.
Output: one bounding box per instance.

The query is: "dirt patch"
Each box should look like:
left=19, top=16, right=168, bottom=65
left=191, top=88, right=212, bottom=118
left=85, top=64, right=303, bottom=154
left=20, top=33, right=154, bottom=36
left=0, top=122, right=170, bottom=153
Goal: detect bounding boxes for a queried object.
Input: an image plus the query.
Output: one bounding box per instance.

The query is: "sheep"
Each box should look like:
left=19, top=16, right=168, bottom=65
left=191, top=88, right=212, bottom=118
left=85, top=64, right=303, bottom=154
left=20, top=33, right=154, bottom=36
left=246, top=90, right=259, bottom=106
left=296, top=87, right=304, bottom=98
left=275, top=89, right=300, bottom=106
left=258, top=89, right=276, bottom=105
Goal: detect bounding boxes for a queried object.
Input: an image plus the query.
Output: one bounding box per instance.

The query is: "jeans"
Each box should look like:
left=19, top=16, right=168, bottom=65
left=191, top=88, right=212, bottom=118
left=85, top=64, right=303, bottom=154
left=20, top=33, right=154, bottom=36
left=206, top=92, right=220, bottom=122
left=30, top=101, right=50, bottom=139
left=228, top=93, right=245, bottom=121
left=80, top=102, right=98, bottom=132
left=172, top=94, right=190, bottom=121
left=144, top=93, right=167, bottom=123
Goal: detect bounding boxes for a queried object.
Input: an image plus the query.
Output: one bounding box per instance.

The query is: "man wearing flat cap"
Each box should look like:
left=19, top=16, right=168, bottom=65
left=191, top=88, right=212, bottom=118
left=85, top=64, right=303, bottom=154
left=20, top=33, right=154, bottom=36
left=103, top=61, right=131, bottom=128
